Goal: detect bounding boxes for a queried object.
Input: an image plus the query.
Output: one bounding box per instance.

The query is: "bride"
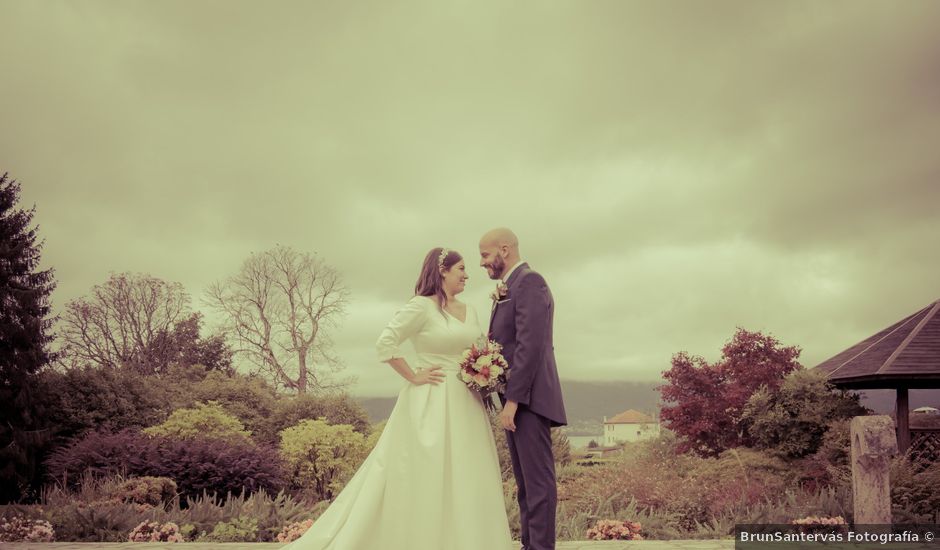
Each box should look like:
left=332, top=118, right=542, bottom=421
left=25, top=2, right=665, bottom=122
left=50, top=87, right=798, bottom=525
left=282, top=247, right=514, bottom=550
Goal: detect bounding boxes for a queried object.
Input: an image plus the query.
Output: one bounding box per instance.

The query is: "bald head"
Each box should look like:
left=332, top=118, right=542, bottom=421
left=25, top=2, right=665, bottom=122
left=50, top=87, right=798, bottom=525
left=479, top=227, right=521, bottom=280
left=480, top=227, right=519, bottom=251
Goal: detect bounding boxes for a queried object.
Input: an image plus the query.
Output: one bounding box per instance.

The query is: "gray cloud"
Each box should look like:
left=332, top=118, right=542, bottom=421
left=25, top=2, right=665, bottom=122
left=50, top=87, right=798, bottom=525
left=2, top=1, right=938, bottom=395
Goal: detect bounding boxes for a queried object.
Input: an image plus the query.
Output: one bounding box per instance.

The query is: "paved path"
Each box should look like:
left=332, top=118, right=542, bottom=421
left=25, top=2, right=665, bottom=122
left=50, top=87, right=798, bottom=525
left=2, top=541, right=735, bottom=550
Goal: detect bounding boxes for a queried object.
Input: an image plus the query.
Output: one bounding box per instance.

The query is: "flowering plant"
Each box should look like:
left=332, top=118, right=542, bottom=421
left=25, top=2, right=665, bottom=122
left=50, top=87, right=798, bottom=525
left=790, top=515, right=847, bottom=534
left=585, top=519, right=643, bottom=540
left=276, top=518, right=315, bottom=543
left=0, top=515, right=55, bottom=542
left=458, top=337, right=509, bottom=412
left=490, top=281, right=509, bottom=302
left=128, top=520, right=184, bottom=543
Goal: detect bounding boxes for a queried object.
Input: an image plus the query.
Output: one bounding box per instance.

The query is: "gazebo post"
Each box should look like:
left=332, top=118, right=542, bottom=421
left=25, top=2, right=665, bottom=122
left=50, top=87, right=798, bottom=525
left=896, top=387, right=910, bottom=453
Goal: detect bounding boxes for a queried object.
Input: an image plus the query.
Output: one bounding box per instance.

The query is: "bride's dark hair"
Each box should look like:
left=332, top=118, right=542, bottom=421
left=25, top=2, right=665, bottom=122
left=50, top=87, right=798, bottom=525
left=415, top=247, right=462, bottom=312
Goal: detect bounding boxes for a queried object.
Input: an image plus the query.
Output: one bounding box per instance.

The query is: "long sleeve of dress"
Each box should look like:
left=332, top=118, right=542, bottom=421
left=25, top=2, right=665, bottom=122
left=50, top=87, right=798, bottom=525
left=376, top=296, right=428, bottom=362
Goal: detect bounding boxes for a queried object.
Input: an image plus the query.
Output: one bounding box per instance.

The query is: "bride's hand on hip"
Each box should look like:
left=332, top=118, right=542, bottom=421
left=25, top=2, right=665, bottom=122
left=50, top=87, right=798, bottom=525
left=410, top=366, right=445, bottom=385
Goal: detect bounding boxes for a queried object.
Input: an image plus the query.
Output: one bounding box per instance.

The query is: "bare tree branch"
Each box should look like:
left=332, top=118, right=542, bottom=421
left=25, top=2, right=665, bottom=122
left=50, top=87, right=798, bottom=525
left=59, top=273, right=189, bottom=372
left=204, top=245, right=351, bottom=394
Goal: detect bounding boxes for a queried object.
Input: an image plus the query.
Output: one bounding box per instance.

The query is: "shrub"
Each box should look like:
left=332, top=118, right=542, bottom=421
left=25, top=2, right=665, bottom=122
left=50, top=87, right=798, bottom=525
left=45, top=430, right=148, bottom=486
left=553, top=429, right=572, bottom=467
left=109, top=477, right=177, bottom=507
left=258, top=393, right=371, bottom=445
left=143, top=401, right=252, bottom=444
left=139, top=437, right=286, bottom=501
left=44, top=500, right=161, bottom=542
left=189, top=371, right=277, bottom=437
left=585, top=519, right=643, bottom=540
left=128, top=520, right=183, bottom=542
left=0, top=515, right=56, bottom=542
left=891, top=460, right=940, bottom=523
left=790, top=515, right=847, bottom=535
left=218, top=489, right=316, bottom=542
left=279, top=419, right=369, bottom=501
left=276, top=518, right=314, bottom=542
left=45, top=430, right=286, bottom=502
left=196, top=516, right=258, bottom=542
left=37, top=366, right=166, bottom=442
left=366, top=420, right=387, bottom=450
left=741, top=369, right=867, bottom=458
left=559, top=434, right=793, bottom=531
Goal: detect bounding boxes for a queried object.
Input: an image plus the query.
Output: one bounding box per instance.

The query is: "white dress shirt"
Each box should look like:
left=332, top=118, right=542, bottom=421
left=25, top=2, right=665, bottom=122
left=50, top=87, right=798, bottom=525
left=502, top=260, right=524, bottom=284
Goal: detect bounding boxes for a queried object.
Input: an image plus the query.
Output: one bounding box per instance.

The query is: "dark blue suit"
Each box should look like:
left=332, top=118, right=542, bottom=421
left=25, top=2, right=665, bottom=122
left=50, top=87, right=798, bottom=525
left=489, top=263, right=566, bottom=550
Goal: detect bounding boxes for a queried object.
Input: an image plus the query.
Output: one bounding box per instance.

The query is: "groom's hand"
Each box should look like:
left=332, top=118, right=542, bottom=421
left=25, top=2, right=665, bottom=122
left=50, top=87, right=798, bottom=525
left=500, top=400, right=518, bottom=432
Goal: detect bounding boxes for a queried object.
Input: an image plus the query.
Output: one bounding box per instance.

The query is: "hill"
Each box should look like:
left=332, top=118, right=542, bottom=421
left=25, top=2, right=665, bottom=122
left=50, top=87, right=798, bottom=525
left=357, top=381, right=940, bottom=429
left=358, top=380, right=661, bottom=429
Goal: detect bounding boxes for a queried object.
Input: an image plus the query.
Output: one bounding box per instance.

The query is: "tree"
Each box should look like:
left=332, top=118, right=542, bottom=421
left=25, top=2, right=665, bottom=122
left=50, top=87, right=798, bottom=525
left=140, top=313, right=234, bottom=374
left=59, top=272, right=190, bottom=373
left=741, top=368, right=868, bottom=458
left=0, top=173, right=57, bottom=502
left=38, top=365, right=166, bottom=442
left=206, top=245, right=351, bottom=394
left=256, top=392, right=370, bottom=445
left=658, top=328, right=802, bottom=456
left=189, top=370, right=278, bottom=437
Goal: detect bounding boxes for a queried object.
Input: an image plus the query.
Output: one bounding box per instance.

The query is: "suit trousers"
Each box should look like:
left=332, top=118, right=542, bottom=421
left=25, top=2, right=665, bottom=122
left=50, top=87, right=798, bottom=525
left=505, top=405, right=556, bottom=550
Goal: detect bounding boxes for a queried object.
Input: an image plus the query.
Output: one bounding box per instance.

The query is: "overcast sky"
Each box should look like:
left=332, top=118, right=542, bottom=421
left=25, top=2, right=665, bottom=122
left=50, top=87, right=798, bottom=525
left=3, top=1, right=939, bottom=396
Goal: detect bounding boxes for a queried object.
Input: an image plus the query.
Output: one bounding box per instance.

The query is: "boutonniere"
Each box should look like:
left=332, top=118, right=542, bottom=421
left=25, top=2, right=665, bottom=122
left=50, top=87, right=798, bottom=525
left=490, top=281, right=509, bottom=302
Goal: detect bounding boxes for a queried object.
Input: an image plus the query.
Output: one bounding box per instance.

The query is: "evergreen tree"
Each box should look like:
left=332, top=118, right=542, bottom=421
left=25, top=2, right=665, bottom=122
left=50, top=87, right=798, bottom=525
left=0, top=173, right=57, bottom=502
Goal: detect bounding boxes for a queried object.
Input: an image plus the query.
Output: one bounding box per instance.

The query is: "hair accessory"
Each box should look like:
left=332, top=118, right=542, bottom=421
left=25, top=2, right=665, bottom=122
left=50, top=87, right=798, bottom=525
left=438, top=248, right=450, bottom=272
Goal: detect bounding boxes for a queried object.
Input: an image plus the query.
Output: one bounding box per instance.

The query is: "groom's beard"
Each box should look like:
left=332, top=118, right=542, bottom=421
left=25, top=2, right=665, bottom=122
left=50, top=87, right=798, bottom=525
left=486, top=256, right=506, bottom=280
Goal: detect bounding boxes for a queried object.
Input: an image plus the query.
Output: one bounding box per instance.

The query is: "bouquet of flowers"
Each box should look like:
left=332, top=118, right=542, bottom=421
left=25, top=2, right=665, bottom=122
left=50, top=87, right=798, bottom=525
left=458, top=337, right=509, bottom=412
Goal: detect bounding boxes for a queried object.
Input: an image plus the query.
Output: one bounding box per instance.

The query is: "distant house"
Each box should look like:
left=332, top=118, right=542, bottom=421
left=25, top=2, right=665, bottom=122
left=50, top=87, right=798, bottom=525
left=603, top=409, right=659, bottom=446
left=912, top=406, right=939, bottom=415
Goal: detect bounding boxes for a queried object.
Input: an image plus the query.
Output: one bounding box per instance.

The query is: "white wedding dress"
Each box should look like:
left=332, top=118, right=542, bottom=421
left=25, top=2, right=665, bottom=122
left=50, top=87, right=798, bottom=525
left=282, top=295, right=514, bottom=550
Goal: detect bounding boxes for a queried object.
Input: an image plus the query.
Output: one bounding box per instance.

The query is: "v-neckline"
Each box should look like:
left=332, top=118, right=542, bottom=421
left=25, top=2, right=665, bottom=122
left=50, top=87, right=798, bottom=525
left=444, top=304, right=467, bottom=325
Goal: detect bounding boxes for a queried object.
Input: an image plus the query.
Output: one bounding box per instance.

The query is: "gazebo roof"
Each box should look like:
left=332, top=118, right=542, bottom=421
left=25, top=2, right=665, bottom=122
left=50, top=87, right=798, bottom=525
left=815, top=299, right=940, bottom=389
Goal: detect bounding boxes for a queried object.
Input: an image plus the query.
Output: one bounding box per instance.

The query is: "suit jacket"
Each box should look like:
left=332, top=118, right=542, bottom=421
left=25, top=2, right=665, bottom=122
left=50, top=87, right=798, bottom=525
left=489, top=263, right=567, bottom=427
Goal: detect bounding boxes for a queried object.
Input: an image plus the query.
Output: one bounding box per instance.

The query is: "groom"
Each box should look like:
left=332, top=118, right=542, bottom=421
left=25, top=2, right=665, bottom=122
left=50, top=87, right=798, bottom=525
left=480, top=228, right=567, bottom=550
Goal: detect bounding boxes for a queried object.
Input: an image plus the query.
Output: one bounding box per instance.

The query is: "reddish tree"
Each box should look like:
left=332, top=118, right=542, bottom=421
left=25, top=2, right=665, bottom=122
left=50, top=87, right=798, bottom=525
left=659, top=328, right=802, bottom=456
